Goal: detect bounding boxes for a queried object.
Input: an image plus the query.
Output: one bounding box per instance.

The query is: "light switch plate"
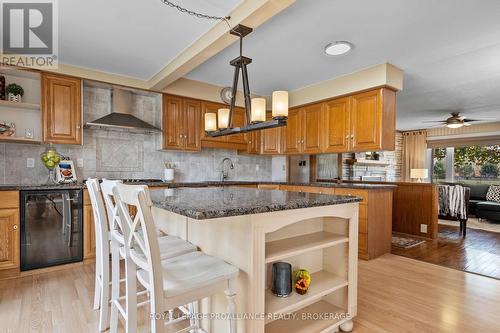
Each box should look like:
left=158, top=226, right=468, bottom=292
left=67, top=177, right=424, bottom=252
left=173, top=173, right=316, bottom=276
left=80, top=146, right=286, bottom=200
left=77, top=158, right=84, bottom=168
left=26, top=158, right=35, bottom=168
left=420, top=224, right=428, bottom=233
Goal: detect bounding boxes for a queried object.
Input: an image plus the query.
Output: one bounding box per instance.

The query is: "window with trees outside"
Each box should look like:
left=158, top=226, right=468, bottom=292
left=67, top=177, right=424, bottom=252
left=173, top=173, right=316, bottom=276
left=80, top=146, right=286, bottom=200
left=432, top=145, right=500, bottom=184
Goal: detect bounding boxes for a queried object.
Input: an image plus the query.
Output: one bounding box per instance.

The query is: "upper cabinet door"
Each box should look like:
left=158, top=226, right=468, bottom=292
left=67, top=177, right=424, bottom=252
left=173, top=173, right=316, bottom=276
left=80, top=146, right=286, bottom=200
left=282, top=108, right=302, bottom=154
left=183, top=99, right=202, bottom=151
left=350, top=89, right=382, bottom=151
left=261, top=112, right=282, bottom=155
left=247, top=130, right=261, bottom=154
left=162, top=95, right=184, bottom=150
left=322, top=97, right=351, bottom=153
left=42, top=74, right=82, bottom=145
left=201, top=101, right=226, bottom=143
left=302, top=104, right=322, bottom=154
left=226, top=107, right=247, bottom=144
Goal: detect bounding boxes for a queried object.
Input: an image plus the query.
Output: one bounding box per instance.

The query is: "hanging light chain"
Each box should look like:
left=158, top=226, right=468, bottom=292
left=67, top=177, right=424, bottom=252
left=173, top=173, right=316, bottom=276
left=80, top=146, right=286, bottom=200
left=159, top=0, right=231, bottom=27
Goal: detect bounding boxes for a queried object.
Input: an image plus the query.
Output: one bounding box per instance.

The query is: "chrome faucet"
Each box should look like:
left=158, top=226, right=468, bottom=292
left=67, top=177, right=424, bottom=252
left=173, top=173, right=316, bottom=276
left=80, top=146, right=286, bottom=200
left=219, top=157, right=234, bottom=182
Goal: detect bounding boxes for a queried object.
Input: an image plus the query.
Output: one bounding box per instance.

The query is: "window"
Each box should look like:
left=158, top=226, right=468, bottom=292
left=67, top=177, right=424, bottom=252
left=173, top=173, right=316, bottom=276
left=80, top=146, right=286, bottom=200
left=431, top=145, right=500, bottom=184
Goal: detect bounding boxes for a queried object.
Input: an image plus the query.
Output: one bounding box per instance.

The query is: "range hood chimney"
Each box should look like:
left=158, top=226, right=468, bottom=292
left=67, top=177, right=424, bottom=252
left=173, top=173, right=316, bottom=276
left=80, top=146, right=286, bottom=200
left=85, top=87, right=161, bottom=133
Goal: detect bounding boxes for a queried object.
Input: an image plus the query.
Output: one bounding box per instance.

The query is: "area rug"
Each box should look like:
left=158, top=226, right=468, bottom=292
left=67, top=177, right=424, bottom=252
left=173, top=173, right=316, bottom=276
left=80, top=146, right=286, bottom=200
left=439, top=217, right=500, bottom=234
left=391, top=235, right=425, bottom=249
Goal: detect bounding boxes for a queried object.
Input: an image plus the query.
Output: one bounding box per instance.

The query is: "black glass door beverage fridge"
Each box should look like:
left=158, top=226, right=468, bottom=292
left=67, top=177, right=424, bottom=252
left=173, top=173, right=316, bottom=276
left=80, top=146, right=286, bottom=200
left=20, top=189, right=83, bottom=271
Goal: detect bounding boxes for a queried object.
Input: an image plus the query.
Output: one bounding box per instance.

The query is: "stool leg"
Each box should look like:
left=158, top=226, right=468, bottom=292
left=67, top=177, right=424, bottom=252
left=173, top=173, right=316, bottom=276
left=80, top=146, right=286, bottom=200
left=109, top=241, right=120, bottom=333
left=125, top=254, right=137, bottom=333
left=225, top=279, right=237, bottom=333
left=98, top=252, right=110, bottom=332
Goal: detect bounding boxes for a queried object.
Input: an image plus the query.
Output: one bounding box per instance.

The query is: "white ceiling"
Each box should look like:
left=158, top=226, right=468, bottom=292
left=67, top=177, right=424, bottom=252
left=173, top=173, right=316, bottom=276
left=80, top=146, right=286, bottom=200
left=59, top=0, right=241, bottom=79
left=185, top=0, right=500, bottom=130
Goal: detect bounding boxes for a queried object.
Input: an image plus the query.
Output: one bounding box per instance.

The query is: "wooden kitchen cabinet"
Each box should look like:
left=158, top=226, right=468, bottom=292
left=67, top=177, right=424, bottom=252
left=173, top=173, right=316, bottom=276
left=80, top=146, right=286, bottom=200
left=282, top=104, right=322, bottom=155
left=350, top=88, right=396, bottom=151
left=282, top=108, right=302, bottom=154
left=42, top=73, right=82, bottom=145
left=246, top=130, right=261, bottom=154
left=83, top=189, right=96, bottom=260
left=322, top=97, right=351, bottom=153
left=261, top=112, right=282, bottom=155
left=163, top=95, right=201, bottom=151
left=0, top=191, right=20, bottom=276
left=302, top=103, right=323, bottom=154
left=201, top=101, right=248, bottom=150
left=226, top=107, right=247, bottom=145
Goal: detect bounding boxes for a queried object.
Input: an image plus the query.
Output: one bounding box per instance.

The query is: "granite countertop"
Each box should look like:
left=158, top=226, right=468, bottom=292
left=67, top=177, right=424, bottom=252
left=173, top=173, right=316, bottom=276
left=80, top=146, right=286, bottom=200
left=150, top=186, right=362, bottom=220
left=0, top=180, right=397, bottom=191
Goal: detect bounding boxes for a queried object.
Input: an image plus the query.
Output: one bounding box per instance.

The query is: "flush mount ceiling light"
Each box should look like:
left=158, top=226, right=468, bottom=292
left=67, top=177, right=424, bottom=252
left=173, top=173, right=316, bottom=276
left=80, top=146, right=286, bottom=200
left=324, top=41, right=353, bottom=56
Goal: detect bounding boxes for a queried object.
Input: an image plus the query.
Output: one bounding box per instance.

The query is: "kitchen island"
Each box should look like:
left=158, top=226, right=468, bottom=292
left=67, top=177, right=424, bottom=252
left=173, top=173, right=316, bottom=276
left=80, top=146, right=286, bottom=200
left=150, top=187, right=361, bottom=333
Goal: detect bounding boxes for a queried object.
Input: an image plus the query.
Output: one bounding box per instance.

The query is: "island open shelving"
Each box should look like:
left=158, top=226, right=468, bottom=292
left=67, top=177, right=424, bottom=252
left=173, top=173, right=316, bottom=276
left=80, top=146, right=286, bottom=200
left=263, top=213, right=358, bottom=333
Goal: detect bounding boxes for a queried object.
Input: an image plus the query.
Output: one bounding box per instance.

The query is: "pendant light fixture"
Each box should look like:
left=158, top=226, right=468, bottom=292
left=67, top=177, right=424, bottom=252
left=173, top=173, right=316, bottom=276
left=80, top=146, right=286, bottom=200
left=205, top=24, right=288, bottom=137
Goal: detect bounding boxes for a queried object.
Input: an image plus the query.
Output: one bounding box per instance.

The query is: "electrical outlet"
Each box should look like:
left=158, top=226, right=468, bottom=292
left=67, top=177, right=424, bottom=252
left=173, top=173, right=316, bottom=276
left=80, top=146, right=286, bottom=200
left=77, top=158, right=84, bottom=168
left=26, top=158, right=35, bottom=168
left=255, top=164, right=259, bottom=171
left=420, top=224, right=428, bottom=233
left=282, top=165, right=286, bottom=171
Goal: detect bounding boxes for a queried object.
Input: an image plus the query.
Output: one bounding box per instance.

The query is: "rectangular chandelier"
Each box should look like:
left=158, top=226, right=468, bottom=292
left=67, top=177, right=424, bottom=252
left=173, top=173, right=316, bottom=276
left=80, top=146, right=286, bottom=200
left=204, top=25, right=288, bottom=137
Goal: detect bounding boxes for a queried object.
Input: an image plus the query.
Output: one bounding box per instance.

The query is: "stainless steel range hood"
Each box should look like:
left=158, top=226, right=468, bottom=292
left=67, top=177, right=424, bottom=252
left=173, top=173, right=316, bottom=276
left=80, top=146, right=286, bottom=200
left=85, top=87, right=161, bottom=133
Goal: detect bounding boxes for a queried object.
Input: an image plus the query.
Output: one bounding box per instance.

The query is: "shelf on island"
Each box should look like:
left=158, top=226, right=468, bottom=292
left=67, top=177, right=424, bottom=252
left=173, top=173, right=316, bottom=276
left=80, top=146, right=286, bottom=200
left=0, top=99, right=40, bottom=110
left=265, top=231, right=348, bottom=263
left=265, top=270, right=347, bottom=324
left=0, top=136, right=41, bottom=144
left=265, top=300, right=347, bottom=333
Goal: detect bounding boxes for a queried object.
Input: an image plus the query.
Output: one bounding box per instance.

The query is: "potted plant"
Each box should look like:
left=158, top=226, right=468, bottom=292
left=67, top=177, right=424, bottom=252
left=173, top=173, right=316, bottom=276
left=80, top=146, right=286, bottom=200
left=6, top=83, right=24, bottom=102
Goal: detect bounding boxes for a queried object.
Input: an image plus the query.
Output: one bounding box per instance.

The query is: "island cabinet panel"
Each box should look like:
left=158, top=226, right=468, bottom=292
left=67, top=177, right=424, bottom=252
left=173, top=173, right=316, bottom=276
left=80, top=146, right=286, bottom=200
left=282, top=108, right=302, bottom=154
left=163, top=95, right=201, bottom=151
left=322, top=97, right=351, bottom=153
left=42, top=73, right=82, bottom=145
left=302, top=104, right=323, bottom=154
left=0, top=191, right=20, bottom=276
left=83, top=189, right=96, bottom=260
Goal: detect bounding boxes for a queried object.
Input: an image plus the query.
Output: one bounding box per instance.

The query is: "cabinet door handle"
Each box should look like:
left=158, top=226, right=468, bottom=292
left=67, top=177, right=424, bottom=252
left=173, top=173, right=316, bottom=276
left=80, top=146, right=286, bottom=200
left=179, top=134, right=183, bottom=138
left=184, top=135, right=187, bottom=138
left=76, top=124, right=81, bottom=129
left=13, top=225, right=18, bottom=230
left=301, top=140, right=304, bottom=144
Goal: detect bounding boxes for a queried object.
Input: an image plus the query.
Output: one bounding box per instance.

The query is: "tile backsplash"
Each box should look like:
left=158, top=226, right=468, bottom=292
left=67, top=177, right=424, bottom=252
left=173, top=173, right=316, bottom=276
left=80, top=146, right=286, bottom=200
left=0, top=85, right=273, bottom=184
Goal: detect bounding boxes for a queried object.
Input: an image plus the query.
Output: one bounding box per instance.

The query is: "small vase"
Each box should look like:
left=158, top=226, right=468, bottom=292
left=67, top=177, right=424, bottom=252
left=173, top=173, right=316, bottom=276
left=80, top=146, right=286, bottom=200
left=8, top=93, right=21, bottom=102
left=164, top=168, right=175, bottom=182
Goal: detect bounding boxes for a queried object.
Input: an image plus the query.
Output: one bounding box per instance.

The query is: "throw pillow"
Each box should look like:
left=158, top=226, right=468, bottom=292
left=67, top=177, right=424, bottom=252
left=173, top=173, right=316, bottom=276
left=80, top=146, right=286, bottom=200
left=486, top=185, right=500, bottom=203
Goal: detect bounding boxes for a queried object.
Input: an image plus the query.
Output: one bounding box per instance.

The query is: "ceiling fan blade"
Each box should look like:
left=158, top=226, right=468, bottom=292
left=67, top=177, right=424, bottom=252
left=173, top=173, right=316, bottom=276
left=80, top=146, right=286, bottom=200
left=463, top=119, right=482, bottom=122
left=464, top=123, right=472, bottom=126
left=423, top=120, right=447, bottom=123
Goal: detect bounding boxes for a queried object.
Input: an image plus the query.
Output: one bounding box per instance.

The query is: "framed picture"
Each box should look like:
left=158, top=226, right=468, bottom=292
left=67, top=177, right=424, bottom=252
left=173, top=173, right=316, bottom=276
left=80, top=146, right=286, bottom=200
left=56, top=160, right=77, bottom=183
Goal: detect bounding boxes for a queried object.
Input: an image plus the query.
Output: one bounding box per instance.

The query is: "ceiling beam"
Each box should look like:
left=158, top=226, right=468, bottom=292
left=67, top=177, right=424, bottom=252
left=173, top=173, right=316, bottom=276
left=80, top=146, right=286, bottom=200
left=147, top=0, right=295, bottom=91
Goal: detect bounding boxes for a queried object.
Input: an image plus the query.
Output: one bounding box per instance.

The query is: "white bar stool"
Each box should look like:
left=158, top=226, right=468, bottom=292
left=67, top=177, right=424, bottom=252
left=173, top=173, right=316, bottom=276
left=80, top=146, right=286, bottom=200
left=86, top=178, right=197, bottom=332
left=115, top=183, right=239, bottom=333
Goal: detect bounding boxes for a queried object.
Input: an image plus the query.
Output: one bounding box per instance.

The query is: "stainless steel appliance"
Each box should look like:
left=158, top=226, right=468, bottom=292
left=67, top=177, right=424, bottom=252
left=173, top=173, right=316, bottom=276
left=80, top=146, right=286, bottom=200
left=20, top=189, right=83, bottom=271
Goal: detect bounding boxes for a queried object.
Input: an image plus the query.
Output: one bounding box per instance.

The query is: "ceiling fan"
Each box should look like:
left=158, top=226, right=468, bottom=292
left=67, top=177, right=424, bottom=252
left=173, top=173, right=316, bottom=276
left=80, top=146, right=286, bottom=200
left=424, top=112, right=483, bottom=129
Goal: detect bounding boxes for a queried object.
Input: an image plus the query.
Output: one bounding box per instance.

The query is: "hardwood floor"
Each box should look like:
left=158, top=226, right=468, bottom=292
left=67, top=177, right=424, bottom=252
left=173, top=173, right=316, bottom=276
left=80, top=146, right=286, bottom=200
left=392, top=224, right=500, bottom=280
left=1, top=255, right=500, bottom=332
left=354, top=254, right=500, bottom=332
